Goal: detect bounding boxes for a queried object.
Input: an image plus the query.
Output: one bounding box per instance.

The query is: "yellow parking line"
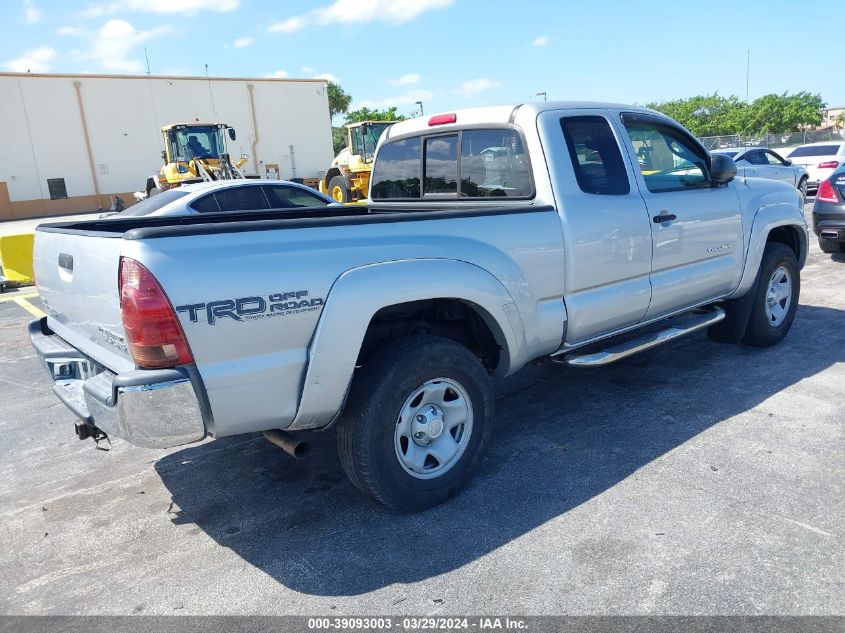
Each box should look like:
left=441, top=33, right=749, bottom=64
left=0, top=292, right=38, bottom=304
left=13, top=297, right=46, bottom=318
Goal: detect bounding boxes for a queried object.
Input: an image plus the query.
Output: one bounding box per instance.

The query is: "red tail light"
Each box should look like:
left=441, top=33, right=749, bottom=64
left=119, top=257, right=194, bottom=369
left=428, top=113, right=457, bottom=126
left=817, top=161, right=839, bottom=169
left=817, top=180, right=839, bottom=204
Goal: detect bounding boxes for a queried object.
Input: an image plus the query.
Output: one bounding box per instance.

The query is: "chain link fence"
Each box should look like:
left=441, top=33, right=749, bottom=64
left=699, top=129, right=845, bottom=153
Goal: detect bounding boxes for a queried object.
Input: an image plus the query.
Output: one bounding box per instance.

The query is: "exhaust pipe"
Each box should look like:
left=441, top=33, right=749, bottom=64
left=263, top=429, right=310, bottom=460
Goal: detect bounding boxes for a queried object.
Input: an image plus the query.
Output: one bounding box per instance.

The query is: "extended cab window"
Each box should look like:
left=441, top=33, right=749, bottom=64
left=370, top=137, right=422, bottom=199
left=372, top=129, right=533, bottom=200
left=622, top=117, right=709, bottom=192
left=560, top=116, right=630, bottom=195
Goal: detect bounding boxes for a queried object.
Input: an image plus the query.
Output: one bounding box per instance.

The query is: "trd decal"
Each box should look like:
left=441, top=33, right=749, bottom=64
left=177, top=290, right=324, bottom=325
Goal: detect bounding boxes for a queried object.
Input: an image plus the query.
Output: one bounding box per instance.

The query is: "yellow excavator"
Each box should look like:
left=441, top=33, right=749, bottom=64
left=319, top=120, right=396, bottom=203
left=142, top=123, right=248, bottom=199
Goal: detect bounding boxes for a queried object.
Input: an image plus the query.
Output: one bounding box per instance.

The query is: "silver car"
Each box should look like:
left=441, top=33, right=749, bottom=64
left=712, top=147, right=809, bottom=197
left=117, top=179, right=338, bottom=217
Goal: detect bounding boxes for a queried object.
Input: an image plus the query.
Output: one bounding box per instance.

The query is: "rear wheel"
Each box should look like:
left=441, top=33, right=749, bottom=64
left=798, top=176, right=808, bottom=200
left=819, top=237, right=845, bottom=254
left=742, top=243, right=799, bottom=347
left=328, top=176, right=350, bottom=203
left=337, top=336, right=493, bottom=511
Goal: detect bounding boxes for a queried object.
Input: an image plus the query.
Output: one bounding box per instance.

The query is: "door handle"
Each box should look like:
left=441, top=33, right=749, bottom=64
left=653, top=212, right=677, bottom=224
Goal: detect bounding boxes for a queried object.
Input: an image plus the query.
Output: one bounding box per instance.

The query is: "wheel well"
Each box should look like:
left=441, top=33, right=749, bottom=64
left=766, top=225, right=801, bottom=260
left=325, top=168, right=343, bottom=185
left=358, top=299, right=502, bottom=372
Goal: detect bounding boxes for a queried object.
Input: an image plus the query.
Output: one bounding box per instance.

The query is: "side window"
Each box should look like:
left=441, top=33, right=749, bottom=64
left=461, top=129, right=532, bottom=198
left=214, top=186, right=270, bottom=212
left=424, top=135, right=458, bottom=196
left=370, top=137, right=422, bottom=200
left=190, top=193, right=221, bottom=213
left=264, top=185, right=330, bottom=209
left=765, top=151, right=786, bottom=166
left=560, top=116, right=630, bottom=195
left=745, top=151, right=767, bottom=166
left=622, top=118, right=709, bottom=192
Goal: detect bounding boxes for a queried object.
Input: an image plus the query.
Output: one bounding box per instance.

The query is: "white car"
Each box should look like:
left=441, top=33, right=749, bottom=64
left=712, top=147, right=809, bottom=197
left=117, top=179, right=339, bottom=218
left=786, top=141, right=845, bottom=192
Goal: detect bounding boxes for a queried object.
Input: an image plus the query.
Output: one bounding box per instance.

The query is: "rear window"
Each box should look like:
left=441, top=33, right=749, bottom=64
left=789, top=144, right=842, bottom=157
left=120, top=189, right=189, bottom=216
left=370, top=128, right=533, bottom=200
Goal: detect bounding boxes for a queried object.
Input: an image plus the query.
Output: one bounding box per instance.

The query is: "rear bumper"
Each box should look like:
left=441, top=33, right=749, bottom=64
left=29, top=318, right=207, bottom=448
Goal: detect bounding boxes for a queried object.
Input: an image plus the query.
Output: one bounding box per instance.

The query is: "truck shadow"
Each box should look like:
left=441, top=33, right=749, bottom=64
left=155, top=304, right=845, bottom=596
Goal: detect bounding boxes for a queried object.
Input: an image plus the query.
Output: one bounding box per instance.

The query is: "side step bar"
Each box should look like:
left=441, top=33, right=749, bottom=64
left=559, top=308, right=725, bottom=367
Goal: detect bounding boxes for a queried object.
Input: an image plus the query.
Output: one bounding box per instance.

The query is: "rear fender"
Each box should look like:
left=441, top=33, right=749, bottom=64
left=288, top=259, right=528, bottom=430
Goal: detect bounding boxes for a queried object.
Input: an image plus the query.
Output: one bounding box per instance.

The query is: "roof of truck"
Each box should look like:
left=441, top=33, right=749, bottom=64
left=385, top=101, right=662, bottom=139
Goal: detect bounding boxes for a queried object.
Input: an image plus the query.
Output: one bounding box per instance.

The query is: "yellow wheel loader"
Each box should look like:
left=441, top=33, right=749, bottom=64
left=142, top=123, right=249, bottom=199
left=319, top=120, right=395, bottom=203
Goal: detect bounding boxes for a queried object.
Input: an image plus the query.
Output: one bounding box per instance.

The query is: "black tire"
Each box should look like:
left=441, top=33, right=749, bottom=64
left=327, top=175, right=350, bottom=203
left=798, top=176, right=809, bottom=200
left=818, top=237, right=845, bottom=254
left=337, top=335, right=493, bottom=511
left=742, top=243, right=800, bottom=347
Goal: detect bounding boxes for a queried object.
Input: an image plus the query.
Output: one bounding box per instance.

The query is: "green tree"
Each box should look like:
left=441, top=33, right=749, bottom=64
left=327, top=81, right=352, bottom=120
left=744, top=92, right=825, bottom=133
left=344, top=106, right=407, bottom=124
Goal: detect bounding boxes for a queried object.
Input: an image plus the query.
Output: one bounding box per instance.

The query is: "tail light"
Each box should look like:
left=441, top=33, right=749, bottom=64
left=817, top=180, right=839, bottom=204
left=817, top=161, right=839, bottom=169
left=428, top=113, right=457, bottom=126
left=119, top=257, right=194, bottom=369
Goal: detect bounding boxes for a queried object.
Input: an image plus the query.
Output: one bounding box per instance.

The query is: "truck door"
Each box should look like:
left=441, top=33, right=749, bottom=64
left=538, top=110, right=653, bottom=344
left=616, top=112, right=744, bottom=319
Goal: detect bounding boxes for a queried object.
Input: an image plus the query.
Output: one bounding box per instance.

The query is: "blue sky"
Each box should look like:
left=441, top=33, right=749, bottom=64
left=3, top=0, right=843, bottom=117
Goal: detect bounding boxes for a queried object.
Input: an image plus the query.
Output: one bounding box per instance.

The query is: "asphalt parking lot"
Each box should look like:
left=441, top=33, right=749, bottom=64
left=1, top=201, right=842, bottom=616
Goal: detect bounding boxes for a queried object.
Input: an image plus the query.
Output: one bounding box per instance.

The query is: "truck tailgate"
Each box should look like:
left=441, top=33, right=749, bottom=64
left=34, top=228, right=134, bottom=373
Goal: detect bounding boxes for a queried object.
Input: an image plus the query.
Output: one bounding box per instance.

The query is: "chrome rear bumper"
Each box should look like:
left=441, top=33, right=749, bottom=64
left=29, top=318, right=207, bottom=449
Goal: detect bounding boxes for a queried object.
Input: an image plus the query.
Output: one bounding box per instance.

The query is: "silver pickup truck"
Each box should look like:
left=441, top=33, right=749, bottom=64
left=30, top=102, right=807, bottom=510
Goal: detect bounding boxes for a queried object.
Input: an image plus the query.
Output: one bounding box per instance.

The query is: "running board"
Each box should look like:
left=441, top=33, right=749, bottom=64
left=559, top=308, right=726, bottom=367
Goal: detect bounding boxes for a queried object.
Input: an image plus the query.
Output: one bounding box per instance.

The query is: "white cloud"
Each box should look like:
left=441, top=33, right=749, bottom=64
left=57, top=25, right=85, bottom=35
left=301, top=65, right=314, bottom=73
left=4, top=46, right=55, bottom=72
left=532, top=35, right=548, bottom=47
left=82, top=0, right=239, bottom=18
left=232, top=36, right=253, bottom=48
left=460, top=78, right=501, bottom=98
left=269, top=0, right=452, bottom=33
left=75, top=19, right=172, bottom=73
left=313, top=72, right=339, bottom=83
left=390, top=73, right=420, bottom=86
left=265, top=69, right=289, bottom=78
left=22, top=0, right=41, bottom=24
left=268, top=16, right=306, bottom=33
left=354, top=88, right=433, bottom=110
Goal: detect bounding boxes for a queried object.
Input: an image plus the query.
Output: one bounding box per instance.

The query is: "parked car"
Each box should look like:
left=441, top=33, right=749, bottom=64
left=812, top=165, right=845, bottom=253
left=786, top=141, right=845, bottom=192
left=115, top=179, right=338, bottom=217
left=30, top=102, right=807, bottom=511
left=712, top=147, right=809, bottom=197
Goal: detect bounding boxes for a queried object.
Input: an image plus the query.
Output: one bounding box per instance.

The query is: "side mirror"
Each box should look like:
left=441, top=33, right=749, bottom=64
left=161, top=150, right=167, bottom=163
left=228, top=128, right=236, bottom=141
left=710, top=153, right=736, bottom=186
left=784, top=159, right=792, bottom=166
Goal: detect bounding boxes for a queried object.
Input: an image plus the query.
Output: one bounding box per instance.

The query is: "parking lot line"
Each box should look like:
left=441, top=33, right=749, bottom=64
left=13, top=297, right=46, bottom=318
left=0, top=292, right=39, bottom=303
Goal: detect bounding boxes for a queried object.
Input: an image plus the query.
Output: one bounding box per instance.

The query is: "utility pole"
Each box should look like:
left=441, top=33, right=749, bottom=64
left=536, top=91, right=547, bottom=102
left=745, top=50, right=750, bottom=101
left=144, top=47, right=151, bottom=75
left=415, top=100, right=424, bottom=116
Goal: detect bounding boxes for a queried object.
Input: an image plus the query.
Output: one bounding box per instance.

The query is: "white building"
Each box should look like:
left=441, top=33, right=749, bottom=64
left=0, top=72, right=334, bottom=220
